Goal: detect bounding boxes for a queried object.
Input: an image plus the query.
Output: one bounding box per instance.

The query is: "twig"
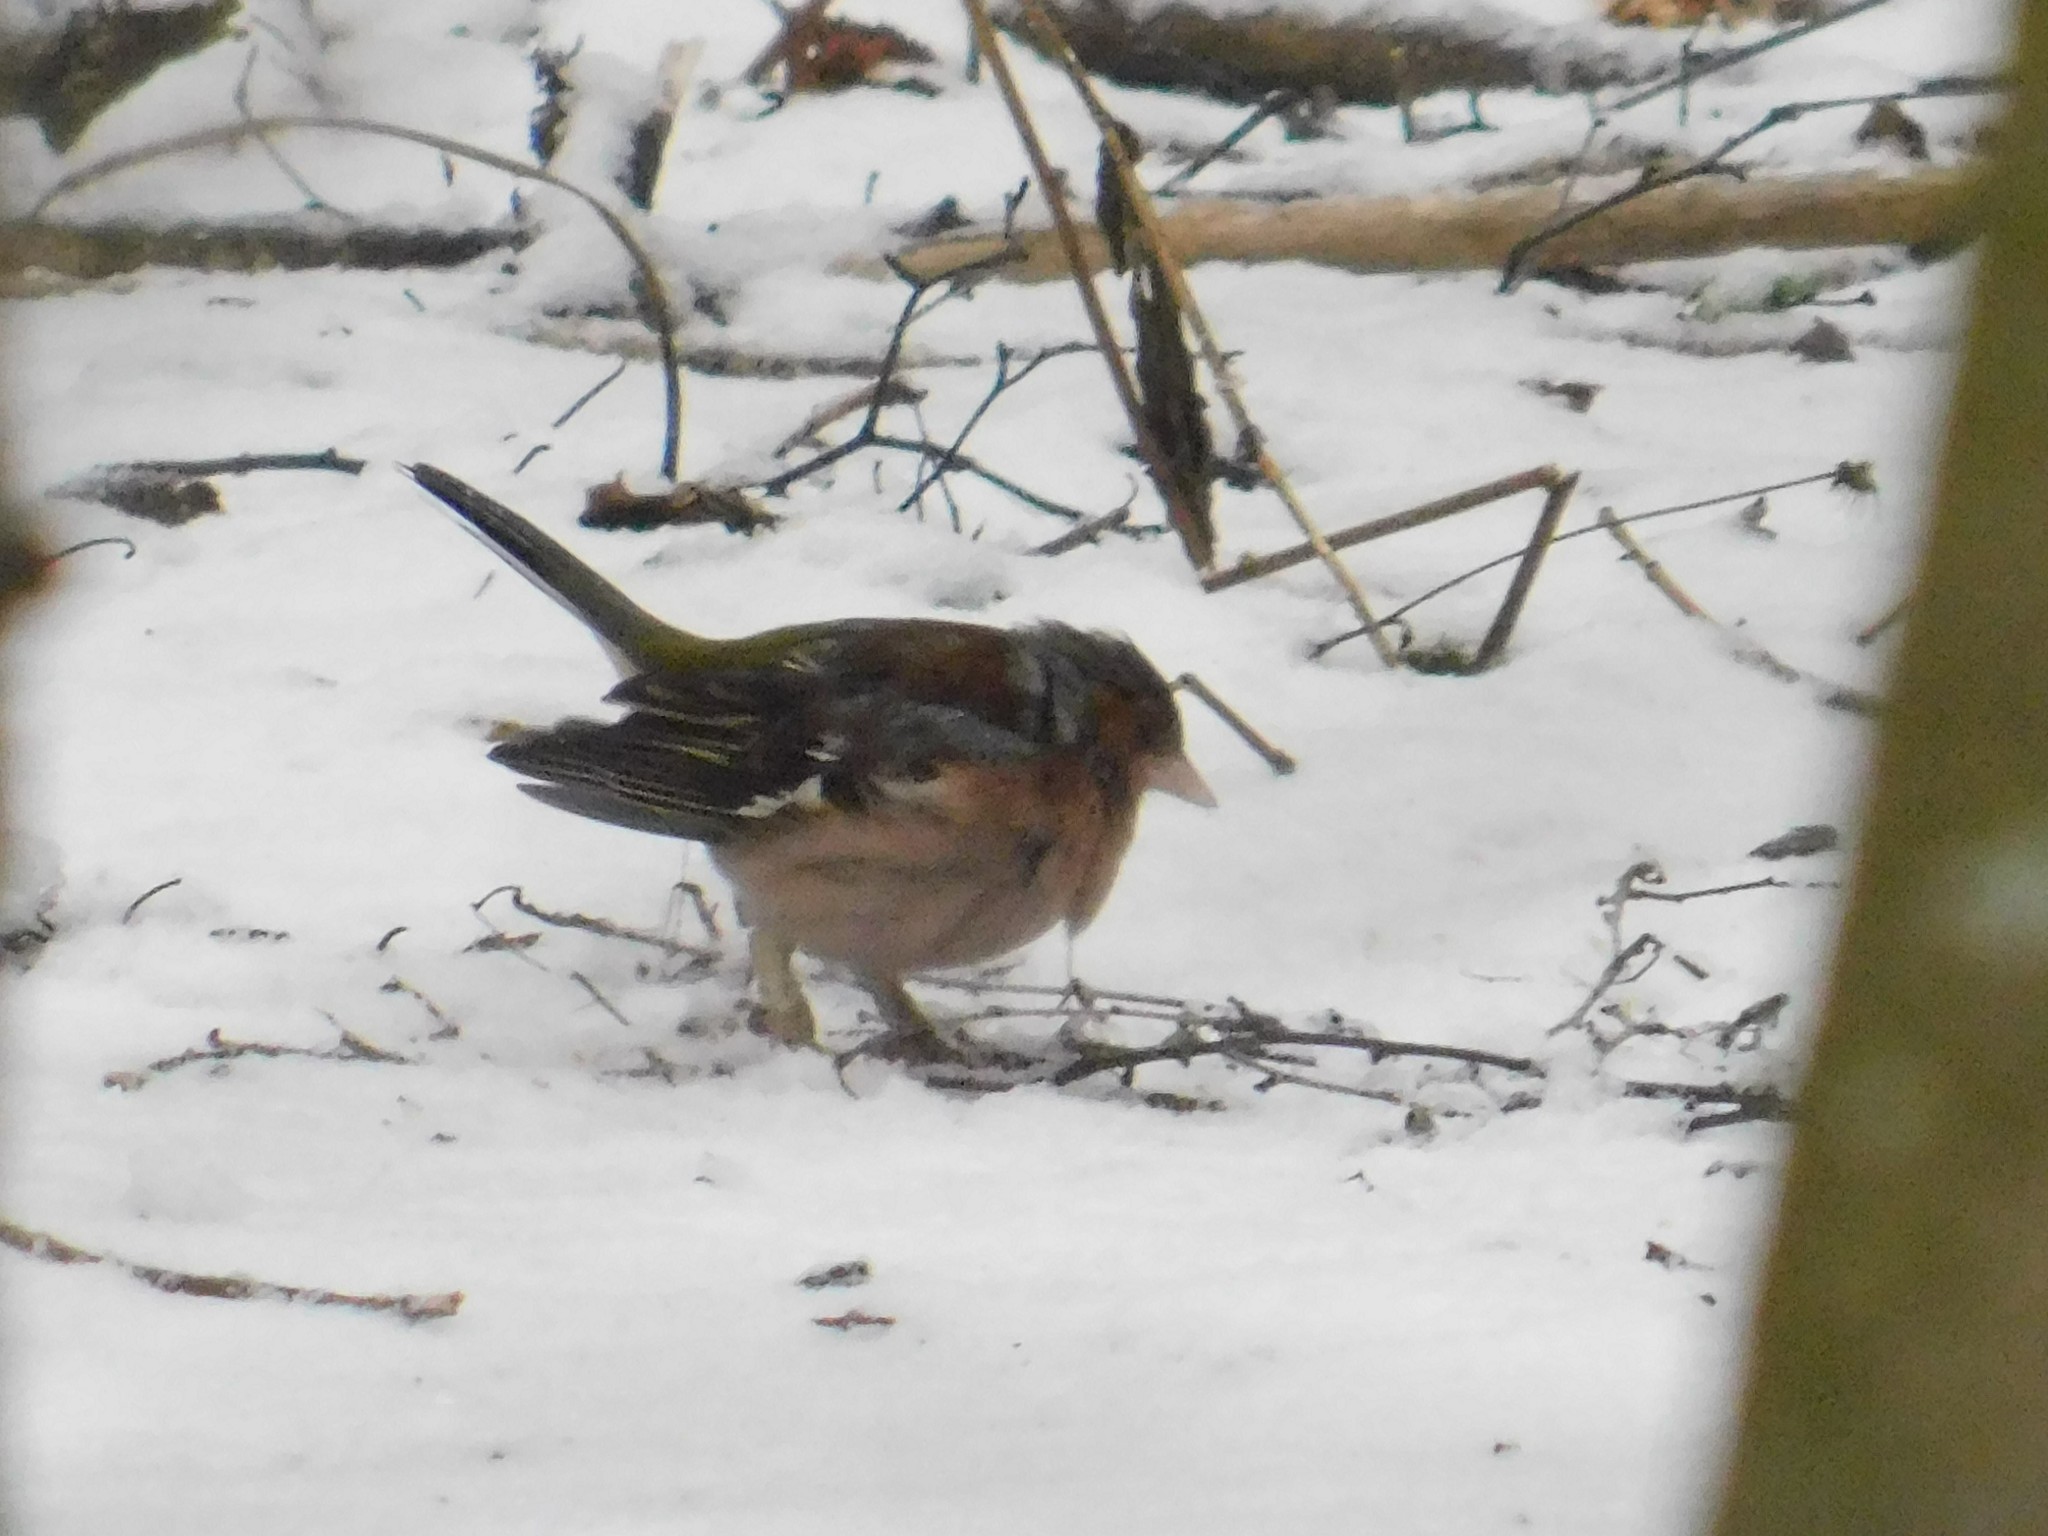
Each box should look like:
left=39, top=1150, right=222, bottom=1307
left=1603, top=0, right=1899, bottom=116
left=896, top=342, right=1086, bottom=511
left=1014, top=0, right=1401, bottom=651
left=1173, top=671, right=1297, bottom=775
left=1600, top=505, right=1708, bottom=617
left=1204, top=466, right=1564, bottom=593
left=35, top=116, right=686, bottom=480
left=772, top=379, right=925, bottom=457
left=381, top=977, right=460, bottom=1040
left=1154, top=89, right=1295, bottom=196
left=1855, top=594, right=1911, bottom=646
left=552, top=359, right=630, bottom=429
left=232, top=37, right=338, bottom=215
left=0, top=1217, right=461, bottom=1322
left=116, top=448, right=366, bottom=477
left=1311, top=467, right=1853, bottom=657
left=48, top=536, right=137, bottom=563
left=1030, top=504, right=1134, bottom=554
left=1469, top=471, right=1578, bottom=670
left=122, top=877, right=184, bottom=924
left=1550, top=933, right=1665, bottom=1038
left=104, top=1024, right=413, bottom=1091
left=569, top=970, right=638, bottom=1029
left=960, top=0, right=1202, bottom=559
left=473, top=884, right=714, bottom=961
left=1621, top=1079, right=1791, bottom=1131
left=1502, top=88, right=1969, bottom=291
left=749, top=259, right=1114, bottom=526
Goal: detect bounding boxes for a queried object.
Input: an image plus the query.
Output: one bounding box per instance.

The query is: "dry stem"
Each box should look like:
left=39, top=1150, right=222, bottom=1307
left=0, top=1217, right=461, bottom=1323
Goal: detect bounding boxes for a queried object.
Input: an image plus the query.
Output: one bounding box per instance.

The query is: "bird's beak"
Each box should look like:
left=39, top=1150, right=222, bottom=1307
left=1145, top=752, right=1217, bottom=808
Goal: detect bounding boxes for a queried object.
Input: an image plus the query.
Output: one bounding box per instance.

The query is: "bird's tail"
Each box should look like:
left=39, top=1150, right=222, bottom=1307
left=404, top=463, right=692, bottom=673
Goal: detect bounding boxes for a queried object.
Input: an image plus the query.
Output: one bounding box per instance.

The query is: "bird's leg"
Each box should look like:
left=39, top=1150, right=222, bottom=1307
left=748, top=929, right=818, bottom=1047
left=858, top=974, right=961, bottom=1064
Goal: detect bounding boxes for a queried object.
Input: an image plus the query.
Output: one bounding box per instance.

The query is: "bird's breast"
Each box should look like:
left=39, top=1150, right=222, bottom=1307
left=714, top=757, right=1140, bottom=976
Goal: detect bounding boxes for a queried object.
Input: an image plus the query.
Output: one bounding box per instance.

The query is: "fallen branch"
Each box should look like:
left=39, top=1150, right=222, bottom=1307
left=1311, top=464, right=1862, bottom=659
left=473, top=883, right=716, bottom=964
left=104, top=1024, right=412, bottom=1091
left=1204, top=466, right=1563, bottom=592
left=0, top=1217, right=461, bottom=1322
left=885, top=168, right=1978, bottom=285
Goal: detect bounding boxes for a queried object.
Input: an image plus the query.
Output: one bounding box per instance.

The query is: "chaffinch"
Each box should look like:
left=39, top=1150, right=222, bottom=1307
left=403, top=464, right=1214, bottom=1056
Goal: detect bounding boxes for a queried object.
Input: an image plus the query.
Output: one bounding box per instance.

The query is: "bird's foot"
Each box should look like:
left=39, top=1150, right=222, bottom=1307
left=747, top=931, right=820, bottom=1049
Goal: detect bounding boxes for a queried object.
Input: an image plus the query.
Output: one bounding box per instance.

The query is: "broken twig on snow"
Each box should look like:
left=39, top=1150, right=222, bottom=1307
left=0, top=1217, right=461, bottom=1322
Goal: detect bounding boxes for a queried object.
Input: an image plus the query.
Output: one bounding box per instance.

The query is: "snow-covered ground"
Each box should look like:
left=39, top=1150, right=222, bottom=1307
left=0, top=0, right=2013, bottom=1530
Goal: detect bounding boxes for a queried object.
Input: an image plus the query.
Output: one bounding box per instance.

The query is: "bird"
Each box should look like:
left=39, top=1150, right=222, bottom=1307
left=403, top=464, right=1214, bottom=1058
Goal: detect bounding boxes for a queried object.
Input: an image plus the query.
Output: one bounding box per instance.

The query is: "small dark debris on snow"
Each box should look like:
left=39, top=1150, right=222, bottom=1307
left=1492, top=1441, right=1520, bottom=1456
left=1521, top=377, right=1601, bottom=413
left=1498, top=1091, right=1544, bottom=1113
left=1832, top=459, right=1879, bottom=495
left=1818, top=685, right=1883, bottom=717
left=69, top=469, right=222, bottom=526
left=579, top=477, right=779, bottom=535
left=1749, top=824, right=1839, bottom=861
left=1853, top=100, right=1930, bottom=161
left=813, top=1308, right=895, bottom=1332
left=1644, top=1240, right=1708, bottom=1271
left=895, top=196, right=970, bottom=239
left=1142, top=1090, right=1224, bottom=1114
left=798, top=1259, right=873, bottom=1290
left=1704, top=1159, right=1760, bottom=1179
left=465, top=931, right=541, bottom=954
left=1790, top=318, right=1854, bottom=364
left=209, top=927, right=290, bottom=943
left=1734, top=496, right=1775, bottom=538
left=1700, top=1292, right=1719, bottom=1306
left=1404, top=1104, right=1437, bottom=1140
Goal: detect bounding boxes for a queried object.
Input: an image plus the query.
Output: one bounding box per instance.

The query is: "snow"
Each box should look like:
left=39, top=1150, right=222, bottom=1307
left=0, top=0, right=2016, bottom=1530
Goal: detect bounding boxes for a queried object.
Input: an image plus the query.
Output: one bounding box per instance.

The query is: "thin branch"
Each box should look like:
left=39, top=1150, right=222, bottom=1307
left=1154, top=89, right=1295, bottom=196
left=34, top=116, right=686, bottom=480
left=569, top=970, right=639, bottom=1029
left=120, top=448, right=365, bottom=477
left=960, top=0, right=1199, bottom=553
left=551, top=359, right=629, bottom=429
left=104, top=1024, right=412, bottom=1091
left=48, top=536, right=138, bottom=563
left=1600, top=505, right=1709, bottom=617
left=122, top=877, right=184, bottom=924
left=1603, top=0, right=1899, bottom=116
left=1469, top=470, right=1578, bottom=670
left=1311, top=467, right=1850, bottom=658
left=1203, top=466, right=1562, bottom=593
left=1502, top=87, right=1971, bottom=291
left=1014, top=0, right=1400, bottom=649
left=473, top=883, right=714, bottom=962
left=0, top=1217, right=461, bottom=1322
left=1173, top=671, right=1297, bottom=775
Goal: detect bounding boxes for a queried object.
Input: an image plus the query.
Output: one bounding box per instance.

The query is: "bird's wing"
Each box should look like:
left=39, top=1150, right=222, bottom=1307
left=487, top=641, right=1045, bottom=843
